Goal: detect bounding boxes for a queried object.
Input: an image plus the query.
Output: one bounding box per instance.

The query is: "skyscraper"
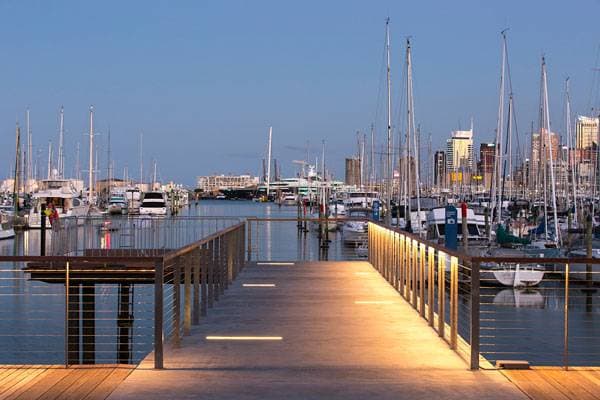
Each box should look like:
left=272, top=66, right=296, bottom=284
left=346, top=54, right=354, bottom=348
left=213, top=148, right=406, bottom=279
left=433, top=151, right=446, bottom=189
left=446, top=127, right=474, bottom=184
left=576, top=115, right=599, bottom=151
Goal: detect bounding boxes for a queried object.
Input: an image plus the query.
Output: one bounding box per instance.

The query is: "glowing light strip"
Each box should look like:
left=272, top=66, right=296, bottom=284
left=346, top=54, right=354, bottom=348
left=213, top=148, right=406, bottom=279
left=242, top=283, right=276, bottom=287
left=206, top=336, right=283, bottom=341
left=256, top=262, right=295, bottom=266
left=354, top=300, right=395, bottom=304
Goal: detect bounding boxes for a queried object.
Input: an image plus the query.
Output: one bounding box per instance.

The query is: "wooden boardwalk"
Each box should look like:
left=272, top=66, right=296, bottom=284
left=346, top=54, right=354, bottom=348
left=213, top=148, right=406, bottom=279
left=0, top=365, right=133, bottom=400
left=503, top=368, right=600, bottom=400
left=109, top=261, right=527, bottom=399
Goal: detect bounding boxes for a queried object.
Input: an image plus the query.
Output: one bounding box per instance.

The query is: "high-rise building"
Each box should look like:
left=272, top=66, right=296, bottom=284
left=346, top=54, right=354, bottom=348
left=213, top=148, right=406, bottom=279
left=433, top=151, right=446, bottom=189
left=531, top=129, right=560, bottom=165
left=446, top=128, right=473, bottom=183
left=478, top=143, right=495, bottom=190
left=345, top=157, right=361, bottom=187
left=576, top=116, right=599, bottom=151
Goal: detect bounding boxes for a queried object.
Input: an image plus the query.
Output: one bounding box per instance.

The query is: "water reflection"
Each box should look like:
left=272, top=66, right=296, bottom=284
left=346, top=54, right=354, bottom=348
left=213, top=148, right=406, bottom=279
left=493, top=289, right=545, bottom=308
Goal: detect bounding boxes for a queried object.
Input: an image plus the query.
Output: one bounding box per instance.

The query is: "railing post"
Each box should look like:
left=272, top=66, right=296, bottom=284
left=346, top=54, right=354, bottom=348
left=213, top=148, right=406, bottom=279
left=173, top=258, right=181, bottom=345
left=154, top=260, right=164, bottom=369
left=438, top=251, right=445, bottom=338
left=410, top=239, right=419, bottom=310
left=450, top=256, right=458, bottom=349
left=208, top=240, right=215, bottom=305
left=427, top=247, right=435, bottom=326
left=564, top=262, right=570, bottom=371
left=64, top=261, right=69, bottom=368
left=247, top=220, right=252, bottom=262
left=419, top=243, right=425, bottom=317
left=184, top=254, right=192, bottom=336
left=219, top=235, right=226, bottom=295
left=399, top=235, right=405, bottom=296
left=201, top=245, right=208, bottom=316
left=193, top=247, right=200, bottom=325
left=470, top=260, right=480, bottom=370
left=394, top=233, right=400, bottom=290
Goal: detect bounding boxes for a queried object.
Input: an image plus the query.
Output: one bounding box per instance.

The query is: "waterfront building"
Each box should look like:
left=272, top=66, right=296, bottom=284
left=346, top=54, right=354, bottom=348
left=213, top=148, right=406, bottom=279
left=196, top=174, right=259, bottom=194
left=478, top=143, right=495, bottom=191
left=446, top=128, right=473, bottom=185
left=576, top=115, right=599, bottom=152
left=345, top=157, right=361, bottom=187
left=433, top=151, right=446, bottom=190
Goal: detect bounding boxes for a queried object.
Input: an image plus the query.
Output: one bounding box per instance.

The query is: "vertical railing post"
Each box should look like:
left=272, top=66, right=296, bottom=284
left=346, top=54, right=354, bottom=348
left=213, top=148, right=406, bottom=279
left=184, top=254, right=192, bottom=336
left=438, top=251, right=445, bottom=338
left=412, top=240, right=418, bottom=308
left=154, top=260, right=164, bottom=369
left=450, top=256, right=458, bottom=349
left=247, top=220, right=252, bottom=262
left=470, top=260, right=480, bottom=370
left=564, top=262, right=570, bottom=371
left=64, top=261, right=69, bottom=368
left=399, top=235, right=405, bottom=296
left=193, top=247, right=200, bottom=325
left=208, top=240, right=214, bottom=307
left=427, top=247, right=435, bottom=326
left=173, top=258, right=181, bottom=346
left=419, top=243, right=425, bottom=317
left=219, top=235, right=226, bottom=294
left=201, top=245, right=208, bottom=316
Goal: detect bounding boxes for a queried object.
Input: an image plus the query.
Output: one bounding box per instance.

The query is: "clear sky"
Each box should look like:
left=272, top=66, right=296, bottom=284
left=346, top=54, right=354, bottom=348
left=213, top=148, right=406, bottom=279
left=1, top=0, right=599, bottom=186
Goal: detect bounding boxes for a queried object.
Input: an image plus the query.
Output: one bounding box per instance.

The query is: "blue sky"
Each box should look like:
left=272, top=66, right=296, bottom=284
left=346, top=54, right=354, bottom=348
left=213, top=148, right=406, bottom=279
left=1, top=0, right=599, bottom=185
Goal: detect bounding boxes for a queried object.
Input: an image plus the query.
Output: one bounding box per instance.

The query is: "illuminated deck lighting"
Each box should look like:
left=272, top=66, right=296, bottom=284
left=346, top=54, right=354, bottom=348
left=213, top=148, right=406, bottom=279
left=242, top=283, right=276, bottom=287
left=256, top=262, right=295, bottom=266
left=206, top=336, right=283, bottom=341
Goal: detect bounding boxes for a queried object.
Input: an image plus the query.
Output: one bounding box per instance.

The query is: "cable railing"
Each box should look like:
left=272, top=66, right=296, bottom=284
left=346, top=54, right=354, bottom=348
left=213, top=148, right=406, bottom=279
left=246, top=217, right=368, bottom=262
left=49, top=216, right=243, bottom=256
left=0, top=219, right=246, bottom=369
left=368, top=221, right=600, bottom=370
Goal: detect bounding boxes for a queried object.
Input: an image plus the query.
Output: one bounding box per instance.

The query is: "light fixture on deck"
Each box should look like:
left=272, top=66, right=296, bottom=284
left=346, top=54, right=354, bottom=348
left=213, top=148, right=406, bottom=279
left=205, top=336, right=283, bottom=341
left=242, top=283, right=276, bottom=287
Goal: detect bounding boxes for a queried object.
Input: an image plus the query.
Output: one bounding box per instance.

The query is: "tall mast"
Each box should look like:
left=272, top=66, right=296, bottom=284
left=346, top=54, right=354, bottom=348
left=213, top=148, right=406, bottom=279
left=58, top=106, right=65, bottom=178
left=370, top=123, right=375, bottom=189
left=139, top=132, right=144, bottom=185
left=47, top=141, right=53, bottom=179
left=107, top=126, right=112, bottom=194
left=541, top=58, right=560, bottom=244
left=565, top=78, right=577, bottom=226
left=88, top=105, right=95, bottom=205
left=490, top=31, right=507, bottom=232
left=266, top=126, right=273, bottom=198
left=26, top=108, right=32, bottom=187
left=13, top=122, right=21, bottom=214
left=406, top=37, right=421, bottom=234
left=385, top=17, right=392, bottom=226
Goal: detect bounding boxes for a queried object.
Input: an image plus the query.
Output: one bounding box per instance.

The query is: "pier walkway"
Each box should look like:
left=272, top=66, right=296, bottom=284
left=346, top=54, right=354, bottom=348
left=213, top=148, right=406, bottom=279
left=109, top=261, right=526, bottom=400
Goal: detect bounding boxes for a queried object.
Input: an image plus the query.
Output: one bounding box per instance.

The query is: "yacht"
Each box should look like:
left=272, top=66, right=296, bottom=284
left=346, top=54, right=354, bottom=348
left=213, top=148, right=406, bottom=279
left=139, top=191, right=167, bottom=216
left=342, top=208, right=370, bottom=244
left=0, top=212, right=15, bottom=240
left=343, top=191, right=379, bottom=209
left=426, top=206, right=487, bottom=242
left=107, top=194, right=128, bottom=215
left=480, top=247, right=545, bottom=287
left=125, top=187, right=142, bottom=214
left=29, top=178, right=88, bottom=228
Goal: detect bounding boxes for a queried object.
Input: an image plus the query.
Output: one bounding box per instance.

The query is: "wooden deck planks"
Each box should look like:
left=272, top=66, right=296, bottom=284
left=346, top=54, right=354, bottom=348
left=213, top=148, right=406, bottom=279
left=0, top=366, right=133, bottom=400
left=503, top=368, right=600, bottom=400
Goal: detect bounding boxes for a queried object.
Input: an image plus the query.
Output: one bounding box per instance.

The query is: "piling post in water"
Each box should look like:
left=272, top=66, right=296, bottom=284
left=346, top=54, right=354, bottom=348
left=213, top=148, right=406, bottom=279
left=40, top=204, right=46, bottom=256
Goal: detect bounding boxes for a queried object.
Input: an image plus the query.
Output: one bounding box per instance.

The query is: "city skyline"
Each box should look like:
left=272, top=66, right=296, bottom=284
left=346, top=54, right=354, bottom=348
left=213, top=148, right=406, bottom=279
left=1, top=1, right=599, bottom=185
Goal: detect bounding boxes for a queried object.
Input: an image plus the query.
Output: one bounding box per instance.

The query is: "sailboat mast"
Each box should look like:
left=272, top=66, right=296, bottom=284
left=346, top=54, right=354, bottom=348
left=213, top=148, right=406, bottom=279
left=47, top=141, right=52, bottom=179
left=370, top=123, right=375, bottom=189
left=139, top=132, right=143, bottom=186
left=26, top=108, right=32, bottom=187
left=88, top=106, right=95, bottom=205
left=58, top=106, right=65, bottom=178
left=385, top=17, right=392, bottom=226
left=565, top=78, right=577, bottom=226
left=541, top=58, right=560, bottom=244
left=13, top=123, right=21, bottom=214
left=266, top=126, right=273, bottom=198
left=406, top=38, right=421, bottom=234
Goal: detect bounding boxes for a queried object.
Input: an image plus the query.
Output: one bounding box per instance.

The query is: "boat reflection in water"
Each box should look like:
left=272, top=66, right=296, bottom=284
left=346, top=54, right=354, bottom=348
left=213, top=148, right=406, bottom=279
left=493, top=288, right=545, bottom=309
